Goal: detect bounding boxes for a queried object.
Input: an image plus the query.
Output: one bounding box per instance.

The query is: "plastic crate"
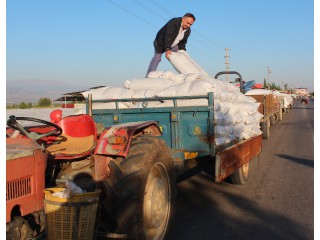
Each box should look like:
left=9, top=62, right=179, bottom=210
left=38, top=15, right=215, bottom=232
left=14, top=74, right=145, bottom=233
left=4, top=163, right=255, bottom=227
left=44, top=188, right=100, bottom=240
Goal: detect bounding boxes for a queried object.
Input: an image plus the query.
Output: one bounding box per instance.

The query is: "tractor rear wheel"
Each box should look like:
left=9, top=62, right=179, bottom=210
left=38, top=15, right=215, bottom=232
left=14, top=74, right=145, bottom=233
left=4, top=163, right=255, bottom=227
left=100, top=135, right=175, bottom=240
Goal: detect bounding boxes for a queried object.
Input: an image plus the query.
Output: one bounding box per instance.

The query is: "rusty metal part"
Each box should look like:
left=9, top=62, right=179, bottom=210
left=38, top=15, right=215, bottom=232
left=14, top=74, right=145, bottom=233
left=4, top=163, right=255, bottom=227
left=250, top=94, right=278, bottom=122
left=215, top=134, right=262, bottom=182
left=93, top=155, right=112, bottom=181
left=95, top=121, right=161, bottom=157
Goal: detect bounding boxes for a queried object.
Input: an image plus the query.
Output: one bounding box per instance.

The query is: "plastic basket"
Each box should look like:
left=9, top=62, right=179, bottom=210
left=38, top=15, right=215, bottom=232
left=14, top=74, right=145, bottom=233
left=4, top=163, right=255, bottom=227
left=44, top=188, right=101, bottom=240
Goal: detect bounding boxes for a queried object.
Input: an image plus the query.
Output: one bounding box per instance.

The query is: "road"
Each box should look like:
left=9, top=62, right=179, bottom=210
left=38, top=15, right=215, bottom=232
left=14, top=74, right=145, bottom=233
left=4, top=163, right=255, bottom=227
left=170, top=100, right=314, bottom=240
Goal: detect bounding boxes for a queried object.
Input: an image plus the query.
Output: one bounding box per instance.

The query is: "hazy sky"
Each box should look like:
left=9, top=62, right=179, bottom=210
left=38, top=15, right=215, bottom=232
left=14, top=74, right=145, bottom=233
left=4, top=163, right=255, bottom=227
left=6, top=0, right=315, bottom=91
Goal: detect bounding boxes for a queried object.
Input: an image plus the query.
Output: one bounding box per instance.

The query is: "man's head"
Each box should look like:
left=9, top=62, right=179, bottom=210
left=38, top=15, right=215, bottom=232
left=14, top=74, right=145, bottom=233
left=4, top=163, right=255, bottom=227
left=182, top=13, right=195, bottom=30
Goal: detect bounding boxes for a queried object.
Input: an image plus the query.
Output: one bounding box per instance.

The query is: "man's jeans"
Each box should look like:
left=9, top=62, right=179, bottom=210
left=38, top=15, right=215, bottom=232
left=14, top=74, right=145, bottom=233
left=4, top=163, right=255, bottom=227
left=146, top=45, right=179, bottom=77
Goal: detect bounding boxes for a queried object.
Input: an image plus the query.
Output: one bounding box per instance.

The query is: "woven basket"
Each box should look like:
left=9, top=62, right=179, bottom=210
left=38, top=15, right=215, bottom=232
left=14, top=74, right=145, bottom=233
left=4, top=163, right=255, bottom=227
left=44, top=188, right=101, bottom=240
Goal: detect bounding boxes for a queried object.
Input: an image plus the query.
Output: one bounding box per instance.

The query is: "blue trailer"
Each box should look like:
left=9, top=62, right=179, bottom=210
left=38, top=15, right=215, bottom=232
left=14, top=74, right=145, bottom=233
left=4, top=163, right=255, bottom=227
left=86, top=90, right=262, bottom=239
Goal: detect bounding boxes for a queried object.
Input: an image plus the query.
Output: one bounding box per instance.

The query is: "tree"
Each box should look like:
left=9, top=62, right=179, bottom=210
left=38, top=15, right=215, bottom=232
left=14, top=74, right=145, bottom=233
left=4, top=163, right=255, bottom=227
left=269, top=82, right=281, bottom=90
left=19, top=102, right=32, bottom=109
left=284, top=83, right=288, bottom=90
left=38, top=97, right=52, bottom=107
left=263, top=78, right=267, bottom=89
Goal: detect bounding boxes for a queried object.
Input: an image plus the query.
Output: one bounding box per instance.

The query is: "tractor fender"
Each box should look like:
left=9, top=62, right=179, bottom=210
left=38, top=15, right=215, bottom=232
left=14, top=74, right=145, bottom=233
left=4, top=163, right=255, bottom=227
left=94, top=121, right=162, bottom=157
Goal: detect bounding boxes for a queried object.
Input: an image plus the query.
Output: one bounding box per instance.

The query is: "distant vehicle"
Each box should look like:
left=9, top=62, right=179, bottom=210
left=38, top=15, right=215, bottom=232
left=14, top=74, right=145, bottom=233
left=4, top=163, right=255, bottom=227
left=301, top=96, right=309, bottom=104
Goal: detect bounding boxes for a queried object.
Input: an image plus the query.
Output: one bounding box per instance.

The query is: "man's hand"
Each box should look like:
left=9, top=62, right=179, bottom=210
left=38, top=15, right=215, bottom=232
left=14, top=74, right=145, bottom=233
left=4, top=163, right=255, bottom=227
left=165, top=49, right=172, bottom=59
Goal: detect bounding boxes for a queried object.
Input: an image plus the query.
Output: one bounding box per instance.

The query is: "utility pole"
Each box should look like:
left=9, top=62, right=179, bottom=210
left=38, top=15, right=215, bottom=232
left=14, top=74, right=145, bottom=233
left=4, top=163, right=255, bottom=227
left=224, top=48, right=230, bottom=81
left=267, top=66, right=271, bottom=90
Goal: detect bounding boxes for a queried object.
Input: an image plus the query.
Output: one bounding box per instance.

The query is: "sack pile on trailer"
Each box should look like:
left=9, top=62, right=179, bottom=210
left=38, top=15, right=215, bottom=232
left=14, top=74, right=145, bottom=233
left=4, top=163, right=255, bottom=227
left=245, top=89, right=293, bottom=108
left=81, top=50, right=263, bottom=146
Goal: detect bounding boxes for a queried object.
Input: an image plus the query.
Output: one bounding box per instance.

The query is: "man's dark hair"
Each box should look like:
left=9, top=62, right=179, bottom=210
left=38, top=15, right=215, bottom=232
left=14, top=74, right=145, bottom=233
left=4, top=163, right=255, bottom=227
left=184, top=13, right=196, bottom=21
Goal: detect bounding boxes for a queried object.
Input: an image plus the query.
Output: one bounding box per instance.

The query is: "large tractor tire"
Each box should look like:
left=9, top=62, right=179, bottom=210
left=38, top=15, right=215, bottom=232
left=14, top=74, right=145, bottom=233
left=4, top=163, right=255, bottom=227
left=100, top=135, right=175, bottom=240
left=230, top=162, right=250, bottom=185
left=261, top=118, right=270, bottom=139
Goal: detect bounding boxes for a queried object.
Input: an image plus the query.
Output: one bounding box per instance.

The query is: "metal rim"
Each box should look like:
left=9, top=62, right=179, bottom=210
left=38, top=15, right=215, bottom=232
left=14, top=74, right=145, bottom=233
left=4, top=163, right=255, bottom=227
left=143, top=162, right=171, bottom=240
left=242, top=162, right=250, bottom=178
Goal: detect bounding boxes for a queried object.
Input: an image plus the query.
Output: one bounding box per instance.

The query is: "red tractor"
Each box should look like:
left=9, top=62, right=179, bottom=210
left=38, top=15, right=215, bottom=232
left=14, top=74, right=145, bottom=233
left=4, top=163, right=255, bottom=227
left=6, top=110, right=171, bottom=240
left=6, top=112, right=99, bottom=239
left=6, top=115, right=63, bottom=239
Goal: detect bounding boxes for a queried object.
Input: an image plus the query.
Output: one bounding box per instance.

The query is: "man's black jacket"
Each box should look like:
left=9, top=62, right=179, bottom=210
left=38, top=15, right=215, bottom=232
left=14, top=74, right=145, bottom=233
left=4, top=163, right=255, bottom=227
left=154, top=17, right=191, bottom=54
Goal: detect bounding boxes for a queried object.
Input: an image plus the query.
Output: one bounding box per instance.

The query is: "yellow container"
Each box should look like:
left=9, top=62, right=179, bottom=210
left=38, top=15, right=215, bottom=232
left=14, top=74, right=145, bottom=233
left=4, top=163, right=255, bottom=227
left=44, top=188, right=101, bottom=240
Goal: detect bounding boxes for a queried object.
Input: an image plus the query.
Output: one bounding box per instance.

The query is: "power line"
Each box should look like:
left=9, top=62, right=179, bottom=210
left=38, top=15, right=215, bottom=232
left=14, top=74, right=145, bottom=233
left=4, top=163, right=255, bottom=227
left=106, top=0, right=158, bottom=29
left=133, top=0, right=167, bottom=21
left=149, top=0, right=174, bottom=17
left=106, top=0, right=269, bottom=79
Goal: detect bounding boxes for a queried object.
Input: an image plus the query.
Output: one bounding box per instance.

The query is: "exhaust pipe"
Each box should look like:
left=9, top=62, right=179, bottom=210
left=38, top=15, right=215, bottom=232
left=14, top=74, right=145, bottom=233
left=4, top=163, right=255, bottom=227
left=88, top=94, right=92, bottom=116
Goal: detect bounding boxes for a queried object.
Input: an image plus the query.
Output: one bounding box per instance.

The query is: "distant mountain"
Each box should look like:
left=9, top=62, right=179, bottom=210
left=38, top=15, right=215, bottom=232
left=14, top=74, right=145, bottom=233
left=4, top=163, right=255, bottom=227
left=6, top=79, right=90, bottom=104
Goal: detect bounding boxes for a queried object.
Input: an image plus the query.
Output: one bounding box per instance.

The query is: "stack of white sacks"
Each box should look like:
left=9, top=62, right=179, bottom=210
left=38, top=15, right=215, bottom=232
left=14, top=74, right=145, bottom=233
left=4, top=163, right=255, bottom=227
left=245, top=89, right=293, bottom=108
left=272, top=90, right=294, bottom=108
left=80, top=50, right=263, bottom=146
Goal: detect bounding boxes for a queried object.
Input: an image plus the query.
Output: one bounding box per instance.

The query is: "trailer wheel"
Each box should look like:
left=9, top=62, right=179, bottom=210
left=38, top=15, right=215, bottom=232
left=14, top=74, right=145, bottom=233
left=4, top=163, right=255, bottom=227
left=230, top=162, right=250, bottom=185
left=261, top=118, right=270, bottom=139
left=101, top=135, right=175, bottom=240
left=270, top=114, right=276, bottom=126
left=277, top=108, right=283, bottom=121
left=274, top=113, right=279, bottom=123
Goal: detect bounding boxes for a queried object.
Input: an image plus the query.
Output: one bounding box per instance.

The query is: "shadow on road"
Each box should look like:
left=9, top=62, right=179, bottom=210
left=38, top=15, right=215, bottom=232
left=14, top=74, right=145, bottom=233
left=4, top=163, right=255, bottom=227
left=171, top=171, right=311, bottom=240
left=277, top=153, right=314, bottom=168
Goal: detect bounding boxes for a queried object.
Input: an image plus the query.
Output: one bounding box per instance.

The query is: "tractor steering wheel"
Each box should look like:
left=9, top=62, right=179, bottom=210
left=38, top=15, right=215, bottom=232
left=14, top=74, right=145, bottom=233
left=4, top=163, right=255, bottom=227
left=7, top=115, right=63, bottom=141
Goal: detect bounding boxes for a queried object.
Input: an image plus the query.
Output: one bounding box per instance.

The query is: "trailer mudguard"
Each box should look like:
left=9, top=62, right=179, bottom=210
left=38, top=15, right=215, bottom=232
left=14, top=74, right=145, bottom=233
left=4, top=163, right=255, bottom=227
left=95, top=121, right=161, bottom=157
left=215, top=134, right=262, bottom=182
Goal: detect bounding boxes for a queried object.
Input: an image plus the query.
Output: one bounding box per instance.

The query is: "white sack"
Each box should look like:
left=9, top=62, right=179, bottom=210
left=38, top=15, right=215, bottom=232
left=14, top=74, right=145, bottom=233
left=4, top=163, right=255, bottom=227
left=174, top=73, right=211, bottom=82
left=124, top=78, right=177, bottom=91
left=147, top=70, right=177, bottom=79
left=225, top=112, right=243, bottom=124
left=92, top=102, right=129, bottom=109
left=238, top=122, right=262, bottom=140
left=82, top=87, right=133, bottom=101
left=156, top=80, right=215, bottom=97
left=237, top=102, right=260, bottom=114
left=132, top=89, right=156, bottom=98
left=82, top=87, right=134, bottom=108
left=245, top=89, right=273, bottom=95
left=214, top=111, right=233, bottom=126
left=215, top=137, right=231, bottom=146
left=176, top=99, right=209, bottom=107
left=215, top=125, right=234, bottom=138
left=168, top=50, right=210, bottom=77
left=81, top=86, right=110, bottom=100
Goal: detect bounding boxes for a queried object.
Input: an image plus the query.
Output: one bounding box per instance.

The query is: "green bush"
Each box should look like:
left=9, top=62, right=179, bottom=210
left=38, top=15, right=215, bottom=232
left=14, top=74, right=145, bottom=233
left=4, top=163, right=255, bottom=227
left=38, top=97, right=52, bottom=107
left=19, top=102, right=32, bottom=109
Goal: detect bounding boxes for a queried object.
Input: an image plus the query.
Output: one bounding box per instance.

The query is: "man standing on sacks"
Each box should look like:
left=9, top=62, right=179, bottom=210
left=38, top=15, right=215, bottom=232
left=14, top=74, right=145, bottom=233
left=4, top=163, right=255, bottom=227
left=146, top=13, right=196, bottom=76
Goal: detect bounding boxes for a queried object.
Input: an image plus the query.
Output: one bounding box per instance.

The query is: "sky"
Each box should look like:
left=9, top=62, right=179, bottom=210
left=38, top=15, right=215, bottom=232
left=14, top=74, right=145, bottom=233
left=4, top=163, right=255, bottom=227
left=5, top=0, right=315, bottom=92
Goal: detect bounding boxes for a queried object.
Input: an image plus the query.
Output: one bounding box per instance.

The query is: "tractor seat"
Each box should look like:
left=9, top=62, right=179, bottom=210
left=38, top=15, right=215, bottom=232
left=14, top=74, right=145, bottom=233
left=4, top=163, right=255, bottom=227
left=46, top=134, right=95, bottom=155
left=46, top=113, right=97, bottom=159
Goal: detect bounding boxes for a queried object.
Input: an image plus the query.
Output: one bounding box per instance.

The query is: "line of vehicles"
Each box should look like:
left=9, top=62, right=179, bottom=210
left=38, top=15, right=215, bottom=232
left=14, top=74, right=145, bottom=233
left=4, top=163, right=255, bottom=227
left=6, top=72, right=294, bottom=240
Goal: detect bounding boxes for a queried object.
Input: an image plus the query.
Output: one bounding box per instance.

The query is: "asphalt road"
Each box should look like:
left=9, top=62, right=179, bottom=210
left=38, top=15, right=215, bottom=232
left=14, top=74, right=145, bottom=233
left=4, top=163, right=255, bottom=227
left=170, top=100, right=314, bottom=240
